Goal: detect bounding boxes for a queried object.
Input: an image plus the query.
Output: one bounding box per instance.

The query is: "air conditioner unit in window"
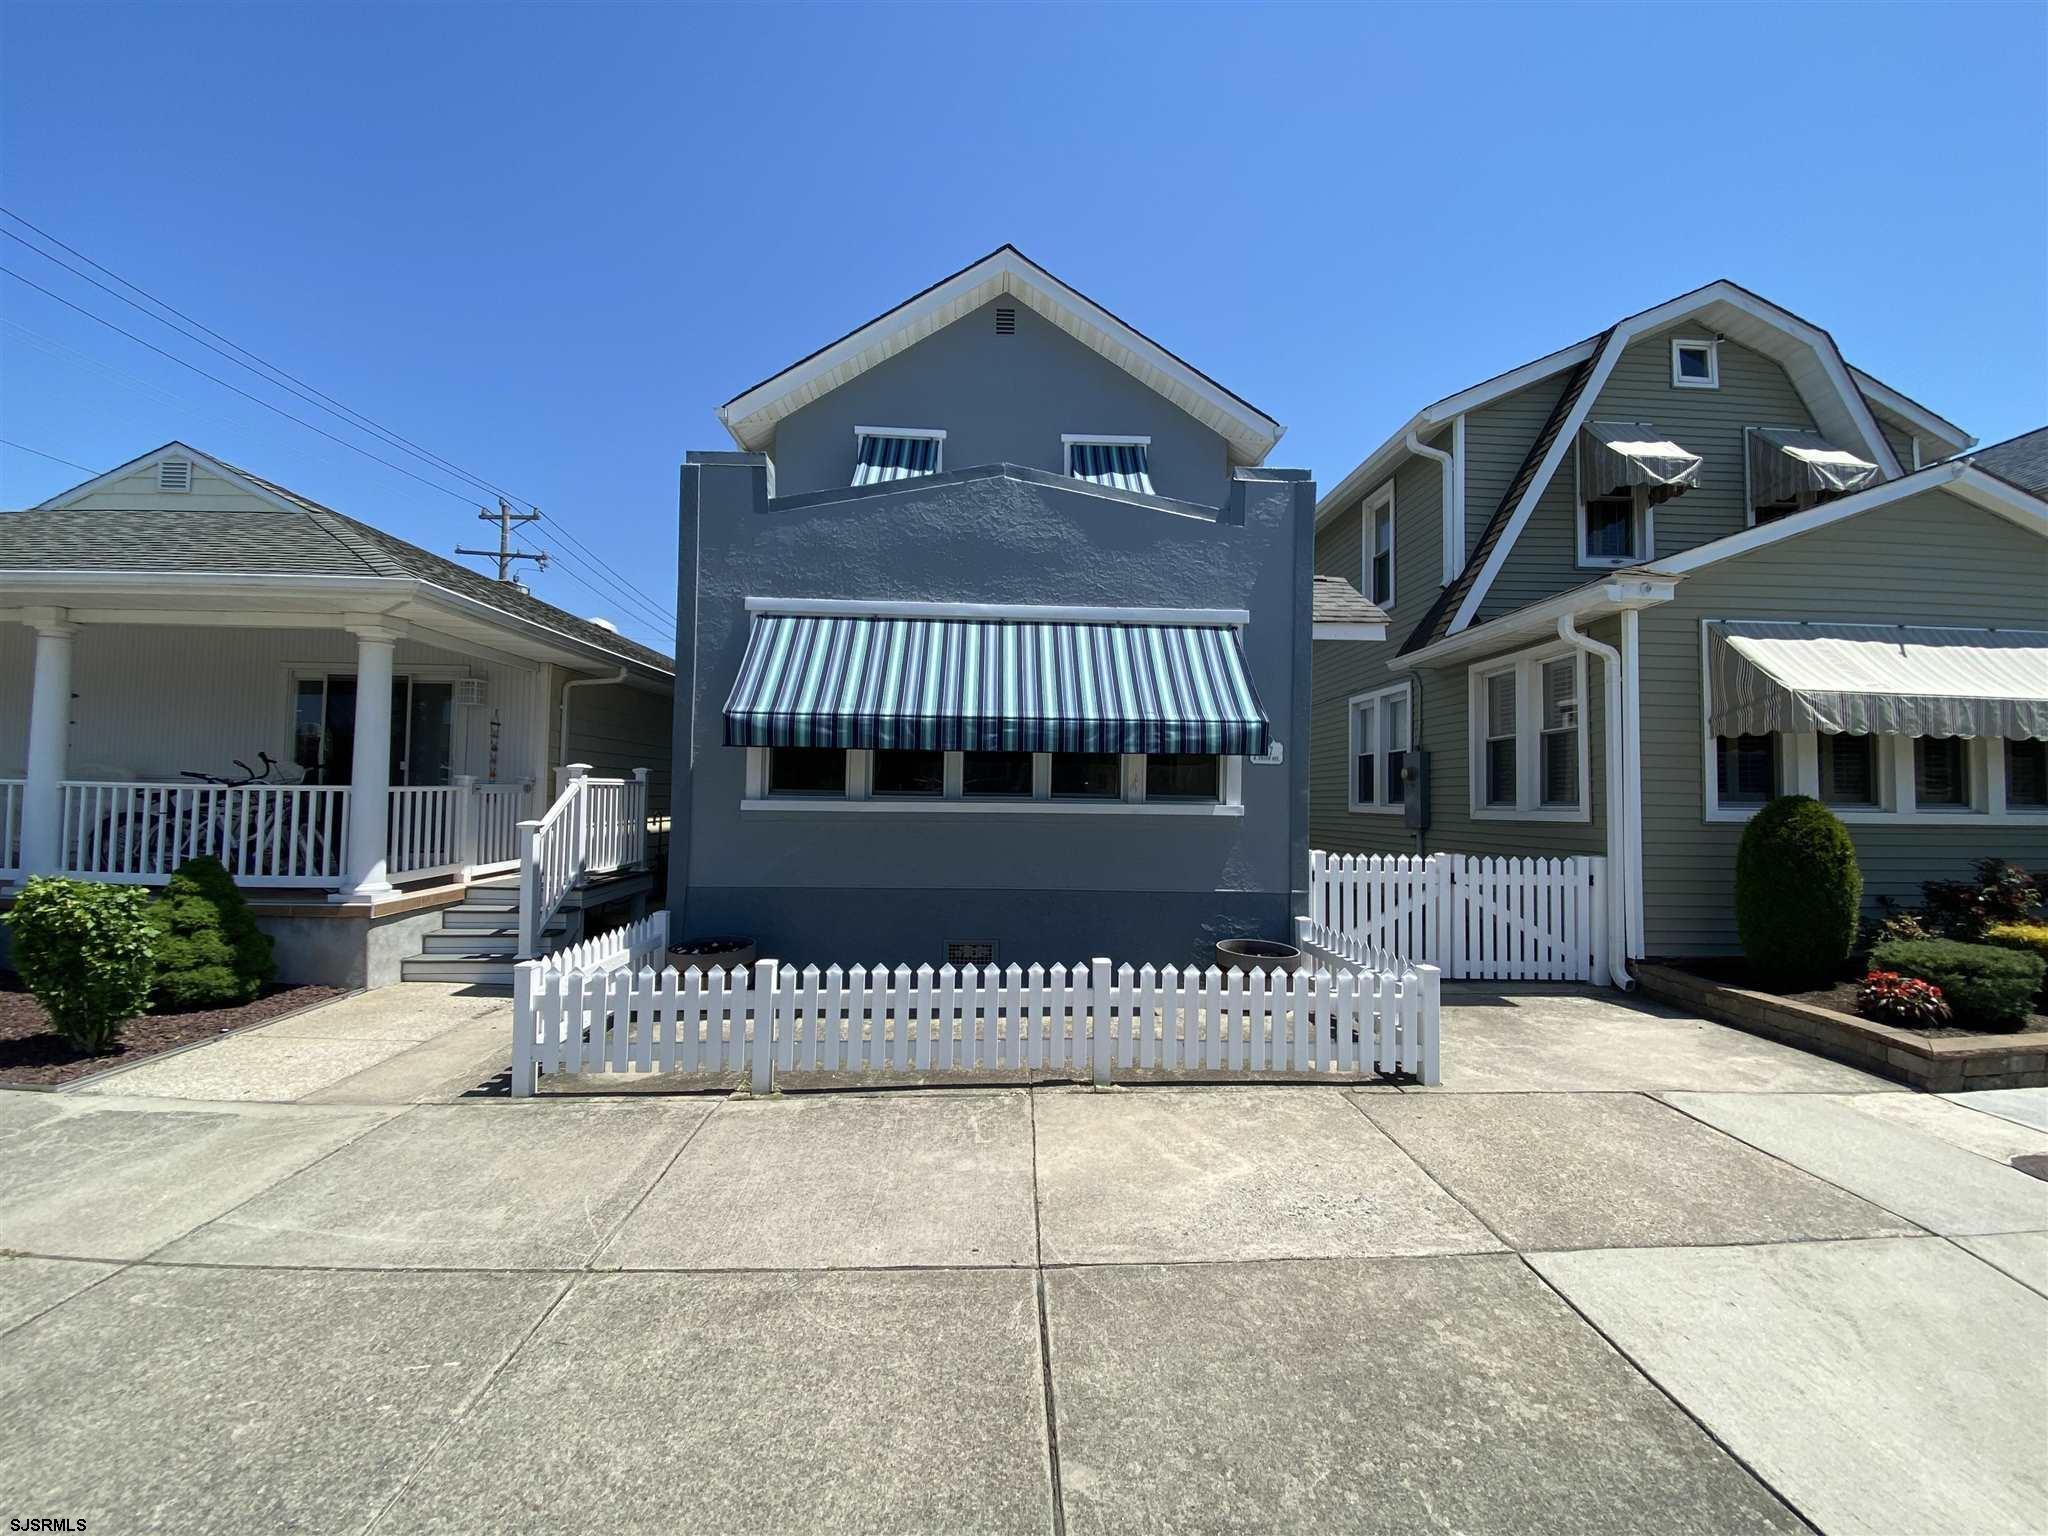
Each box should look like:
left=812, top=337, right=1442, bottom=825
left=453, top=678, right=487, bottom=707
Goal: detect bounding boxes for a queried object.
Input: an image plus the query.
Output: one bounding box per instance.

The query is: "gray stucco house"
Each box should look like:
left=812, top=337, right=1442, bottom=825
left=666, top=246, right=1383, bottom=966
left=1309, top=280, right=2048, bottom=960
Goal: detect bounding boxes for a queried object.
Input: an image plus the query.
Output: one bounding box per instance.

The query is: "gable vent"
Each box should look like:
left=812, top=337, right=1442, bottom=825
left=157, top=459, right=193, bottom=493
left=994, top=307, right=1016, bottom=336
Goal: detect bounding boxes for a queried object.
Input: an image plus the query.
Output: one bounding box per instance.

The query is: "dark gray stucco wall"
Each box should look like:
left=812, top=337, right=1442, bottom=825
left=765, top=297, right=1235, bottom=505
left=667, top=456, right=1314, bottom=969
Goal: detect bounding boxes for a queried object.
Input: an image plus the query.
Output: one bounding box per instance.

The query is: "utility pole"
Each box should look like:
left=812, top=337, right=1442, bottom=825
left=456, top=500, right=549, bottom=585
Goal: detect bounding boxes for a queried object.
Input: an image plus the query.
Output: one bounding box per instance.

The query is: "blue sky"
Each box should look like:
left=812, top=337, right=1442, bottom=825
left=4, top=2, right=2043, bottom=652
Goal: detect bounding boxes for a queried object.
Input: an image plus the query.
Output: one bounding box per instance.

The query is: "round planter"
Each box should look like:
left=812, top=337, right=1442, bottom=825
left=667, top=937, right=757, bottom=974
left=1215, top=938, right=1303, bottom=974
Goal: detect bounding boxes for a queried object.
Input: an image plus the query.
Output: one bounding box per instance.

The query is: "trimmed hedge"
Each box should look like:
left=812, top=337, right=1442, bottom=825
left=146, top=856, right=275, bottom=1010
left=3, top=877, right=156, bottom=1052
left=1870, top=937, right=2044, bottom=1031
left=1735, top=796, right=1862, bottom=990
left=1986, top=921, right=2048, bottom=1004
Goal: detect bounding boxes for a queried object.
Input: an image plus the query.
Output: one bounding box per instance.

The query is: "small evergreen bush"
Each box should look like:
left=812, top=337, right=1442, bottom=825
left=4, top=877, right=155, bottom=1052
left=1734, top=796, right=1863, bottom=990
left=1870, top=937, right=2043, bottom=1031
left=147, top=856, right=275, bottom=1010
left=1985, top=921, right=2048, bottom=1004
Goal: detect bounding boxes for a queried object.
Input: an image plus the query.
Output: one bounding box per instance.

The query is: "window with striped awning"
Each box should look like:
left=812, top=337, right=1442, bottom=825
left=724, top=613, right=1270, bottom=756
left=1065, top=437, right=1155, bottom=496
left=852, top=428, right=944, bottom=487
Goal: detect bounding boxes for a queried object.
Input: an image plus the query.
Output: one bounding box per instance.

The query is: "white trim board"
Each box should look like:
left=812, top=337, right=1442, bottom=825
left=1445, top=281, right=1909, bottom=638
left=741, top=597, right=1252, bottom=626
left=715, top=246, right=1284, bottom=466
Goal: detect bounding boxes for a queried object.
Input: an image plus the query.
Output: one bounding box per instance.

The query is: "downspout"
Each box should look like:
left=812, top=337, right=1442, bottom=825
left=1556, top=616, right=1634, bottom=989
left=1405, top=428, right=1458, bottom=585
left=558, top=667, right=629, bottom=785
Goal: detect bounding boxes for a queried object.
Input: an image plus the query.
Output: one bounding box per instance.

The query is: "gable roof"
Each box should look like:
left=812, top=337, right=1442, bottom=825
left=1962, top=426, right=2048, bottom=497
left=716, top=245, right=1285, bottom=467
left=9, top=442, right=673, bottom=675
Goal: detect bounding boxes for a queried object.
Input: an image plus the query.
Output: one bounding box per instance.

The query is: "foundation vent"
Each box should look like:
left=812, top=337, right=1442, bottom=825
left=946, top=939, right=997, bottom=969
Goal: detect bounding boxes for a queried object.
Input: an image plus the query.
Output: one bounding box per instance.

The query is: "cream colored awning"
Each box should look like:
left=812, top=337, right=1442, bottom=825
left=1578, top=420, right=1703, bottom=505
left=1708, top=622, right=2048, bottom=739
left=1748, top=428, right=1881, bottom=507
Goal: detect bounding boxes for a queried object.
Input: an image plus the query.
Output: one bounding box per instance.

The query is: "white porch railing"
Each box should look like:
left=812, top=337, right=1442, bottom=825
left=1308, top=850, right=1607, bottom=983
left=0, top=779, right=22, bottom=879
left=517, top=765, right=651, bottom=957
left=6, top=778, right=537, bottom=891
left=59, top=781, right=352, bottom=887
left=512, top=916, right=1440, bottom=1097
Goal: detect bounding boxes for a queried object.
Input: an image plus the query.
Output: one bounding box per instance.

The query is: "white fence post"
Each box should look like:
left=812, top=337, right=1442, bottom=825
left=516, top=820, right=541, bottom=958
left=630, top=767, right=650, bottom=869
left=453, top=775, right=479, bottom=873
left=512, top=959, right=539, bottom=1097
left=1090, top=957, right=1113, bottom=1086
left=750, top=958, right=778, bottom=1095
left=1416, top=962, right=1442, bottom=1086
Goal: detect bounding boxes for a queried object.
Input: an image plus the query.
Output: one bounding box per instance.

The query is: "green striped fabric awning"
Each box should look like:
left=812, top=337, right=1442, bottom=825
left=1067, top=441, right=1155, bottom=496
left=724, top=614, right=1270, bottom=754
left=852, top=433, right=941, bottom=486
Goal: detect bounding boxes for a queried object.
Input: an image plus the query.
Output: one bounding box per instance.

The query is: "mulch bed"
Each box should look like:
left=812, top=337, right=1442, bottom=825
left=0, top=974, right=348, bottom=1088
left=1676, top=958, right=2048, bottom=1039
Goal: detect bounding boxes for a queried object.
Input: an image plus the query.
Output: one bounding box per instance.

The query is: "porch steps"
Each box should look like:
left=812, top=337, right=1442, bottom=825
left=398, top=870, right=655, bottom=987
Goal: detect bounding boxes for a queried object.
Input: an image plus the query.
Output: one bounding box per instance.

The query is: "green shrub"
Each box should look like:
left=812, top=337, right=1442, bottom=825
left=1986, top=921, right=2048, bottom=1003
left=3, top=878, right=156, bottom=1053
left=146, top=856, right=275, bottom=1010
left=1870, top=937, right=2044, bottom=1031
left=1735, top=796, right=1863, bottom=990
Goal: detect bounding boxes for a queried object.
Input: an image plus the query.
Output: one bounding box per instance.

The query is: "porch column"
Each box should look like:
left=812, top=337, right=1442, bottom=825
left=19, top=609, right=78, bottom=878
left=334, top=620, right=401, bottom=902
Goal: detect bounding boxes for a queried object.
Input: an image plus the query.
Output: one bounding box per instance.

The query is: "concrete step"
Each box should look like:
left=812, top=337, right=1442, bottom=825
left=423, top=929, right=517, bottom=955
left=443, top=907, right=564, bottom=934
left=401, top=953, right=517, bottom=985
left=457, top=887, right=522, bottom=912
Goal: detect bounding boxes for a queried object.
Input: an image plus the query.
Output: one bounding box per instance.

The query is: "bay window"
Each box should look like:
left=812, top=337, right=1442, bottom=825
left=1470, top=646, right=1586, bottom=819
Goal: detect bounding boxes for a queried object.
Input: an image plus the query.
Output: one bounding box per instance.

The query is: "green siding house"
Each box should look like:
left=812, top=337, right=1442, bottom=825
left=1311, top=280, right=2048, bottom=963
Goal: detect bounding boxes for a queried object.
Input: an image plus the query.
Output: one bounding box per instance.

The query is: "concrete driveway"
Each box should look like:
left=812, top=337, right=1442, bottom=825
left=0, top=984, right=2042, bottom=1535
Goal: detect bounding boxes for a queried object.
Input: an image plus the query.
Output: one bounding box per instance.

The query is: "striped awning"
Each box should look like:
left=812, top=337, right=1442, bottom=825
left=1747, top=427, right=1881, bottom=507
left=1067, top=441, right=1155, bottom=496
left=724, top=613, right=1270, bottom=754
left=1708, top=622, right=2048, bottom=740
left=852, top=432, right=941, bottom=486
left=1578, top=419, right=1703, bottom=505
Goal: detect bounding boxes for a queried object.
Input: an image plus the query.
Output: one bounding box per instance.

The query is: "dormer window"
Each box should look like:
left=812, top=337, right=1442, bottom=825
left=1745, top=426, right=1881, bottom=526
left=1064, top=435, right=1153, bottom=496
left=157, top=458, right=193, bottom=492
left=852, top=427, right=944, bottom=487
left=1671, top=338, right=1719, bottom=389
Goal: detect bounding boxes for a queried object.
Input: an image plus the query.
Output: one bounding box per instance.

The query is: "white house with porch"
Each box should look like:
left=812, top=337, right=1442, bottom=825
left=1, top=442, right=671, bottom=988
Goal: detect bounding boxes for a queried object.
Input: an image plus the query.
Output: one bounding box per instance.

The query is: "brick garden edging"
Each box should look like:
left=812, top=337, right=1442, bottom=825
left=1634, top=963, right=2048, bottom=1093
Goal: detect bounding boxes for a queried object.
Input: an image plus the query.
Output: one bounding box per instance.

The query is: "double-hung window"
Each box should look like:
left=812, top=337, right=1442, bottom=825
left=1362, top=481, right=1394, bottom=607
left=1348, top=683, right=1410, bottom=813
left=1470, top=647, right=1586, bottom=818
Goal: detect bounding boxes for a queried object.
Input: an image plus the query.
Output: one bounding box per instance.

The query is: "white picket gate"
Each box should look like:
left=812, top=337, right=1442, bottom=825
left=513, top=919, right=1439, bottom=1097
left=1308, top=850, right=1607, bottom=983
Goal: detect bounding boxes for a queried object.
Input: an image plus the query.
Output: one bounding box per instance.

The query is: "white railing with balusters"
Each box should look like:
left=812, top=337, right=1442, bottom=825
left=0, top=780, right=23, bottom=879
left=388, top=786, right=466, bottom=880
left=517, top=765, right=652, bottom=957
left=59, top=781, right=351, bottom=887
left=472, top=782, right=528, bottom=873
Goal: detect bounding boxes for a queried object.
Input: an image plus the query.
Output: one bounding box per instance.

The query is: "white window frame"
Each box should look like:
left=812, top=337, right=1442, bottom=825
left=1360, top=479, right=1395, bottom=608
left=1697, top=617, right=2047, bottom=824
left=1574, top=452, right=1653, bottom=569
left=284, top=663, right=471, bottom=785
left=1467, top=644, right=1589, bottom=822
left=1671, top=337, right=1719, bottom=390
left=1347, top=682, right=1411, bottom=815
left=853, top=425, right=946, bottom=473
left=744, top=746, right=1243, bottom=816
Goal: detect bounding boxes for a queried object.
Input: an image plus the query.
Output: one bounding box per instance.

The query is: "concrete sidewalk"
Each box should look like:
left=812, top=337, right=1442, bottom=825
left=1, top=988, right=2042, bottom=1534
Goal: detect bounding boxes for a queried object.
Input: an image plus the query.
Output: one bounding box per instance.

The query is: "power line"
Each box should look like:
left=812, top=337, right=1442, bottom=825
left=0, top=208, right=682, bottom=626
left=0, top=438, right=95, bottom=473
left=456, top=500, right=550, bottom=583
left=1, top=263, right=676, bottom=634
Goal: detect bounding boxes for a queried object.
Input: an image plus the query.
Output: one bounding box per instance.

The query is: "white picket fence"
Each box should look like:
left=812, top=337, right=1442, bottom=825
left=1308, top=850, right=1607, bottom=983
left=512, top=912, right=1440, bottom=1096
